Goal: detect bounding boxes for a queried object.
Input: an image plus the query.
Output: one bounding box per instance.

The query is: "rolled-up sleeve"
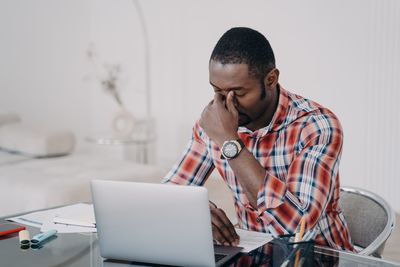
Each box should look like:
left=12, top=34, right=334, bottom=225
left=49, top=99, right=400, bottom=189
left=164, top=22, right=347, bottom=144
left=256, top=114, right=343, bottom=229
left=162, top=122, right=215, bottom=186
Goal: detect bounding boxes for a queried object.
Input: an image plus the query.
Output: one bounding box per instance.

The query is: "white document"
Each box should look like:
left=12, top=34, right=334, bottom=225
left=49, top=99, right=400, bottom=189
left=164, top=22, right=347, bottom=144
left=7, top=203, right=96, bottom=233
left=236, top=228, right=274, bottom=253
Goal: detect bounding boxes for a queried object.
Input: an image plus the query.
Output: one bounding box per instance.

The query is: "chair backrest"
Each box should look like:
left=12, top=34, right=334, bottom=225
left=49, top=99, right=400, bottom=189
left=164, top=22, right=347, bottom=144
left=340, top=186, right=396, bottom=257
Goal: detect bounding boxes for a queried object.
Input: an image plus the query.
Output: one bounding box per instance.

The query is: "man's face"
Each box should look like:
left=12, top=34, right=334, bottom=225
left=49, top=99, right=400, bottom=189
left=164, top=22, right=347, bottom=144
left=209, top=60, right=274, bottom=130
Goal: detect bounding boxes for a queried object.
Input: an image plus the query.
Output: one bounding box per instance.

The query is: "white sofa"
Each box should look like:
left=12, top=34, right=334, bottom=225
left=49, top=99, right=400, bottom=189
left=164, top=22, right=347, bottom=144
left=0, top=115, right=169, bottom=217
left=0, top=148, right=170, bottom=217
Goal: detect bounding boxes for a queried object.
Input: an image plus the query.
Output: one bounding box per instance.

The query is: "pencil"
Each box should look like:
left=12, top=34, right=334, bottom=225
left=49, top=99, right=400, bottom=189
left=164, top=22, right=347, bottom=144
left=294, top=218, right=306, bottom=267
left=295, top=217, right=306, bottom=242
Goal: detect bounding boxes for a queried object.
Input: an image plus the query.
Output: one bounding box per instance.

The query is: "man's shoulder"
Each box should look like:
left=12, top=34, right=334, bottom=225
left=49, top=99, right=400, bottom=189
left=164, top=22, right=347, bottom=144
left=281, top=89, right=343, bottom=143
left=283, top=88, right=341, bottom=126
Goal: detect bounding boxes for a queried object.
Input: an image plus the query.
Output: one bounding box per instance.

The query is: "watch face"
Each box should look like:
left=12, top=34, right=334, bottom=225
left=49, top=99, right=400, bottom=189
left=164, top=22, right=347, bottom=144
left=223, top=142, right=239, bottom=158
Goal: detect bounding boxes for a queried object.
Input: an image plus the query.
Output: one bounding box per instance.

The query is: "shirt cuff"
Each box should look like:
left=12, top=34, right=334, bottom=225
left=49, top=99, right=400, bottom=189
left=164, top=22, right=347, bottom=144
left=256, top=171, right=287, bottom=214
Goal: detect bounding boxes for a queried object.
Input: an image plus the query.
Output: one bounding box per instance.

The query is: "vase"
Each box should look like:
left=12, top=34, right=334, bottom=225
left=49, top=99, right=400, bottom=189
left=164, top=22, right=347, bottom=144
left=111, top=108, right=136, bottom=139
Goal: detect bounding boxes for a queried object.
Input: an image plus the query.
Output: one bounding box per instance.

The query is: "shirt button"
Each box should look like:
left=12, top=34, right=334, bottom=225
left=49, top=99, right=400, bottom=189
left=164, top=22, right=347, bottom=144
left=256, top=217, right=261, bottom=223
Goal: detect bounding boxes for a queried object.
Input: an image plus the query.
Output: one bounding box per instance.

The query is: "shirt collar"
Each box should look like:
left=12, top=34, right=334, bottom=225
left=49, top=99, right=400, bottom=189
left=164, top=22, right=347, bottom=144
left=238, top=85, right=290, bottom=138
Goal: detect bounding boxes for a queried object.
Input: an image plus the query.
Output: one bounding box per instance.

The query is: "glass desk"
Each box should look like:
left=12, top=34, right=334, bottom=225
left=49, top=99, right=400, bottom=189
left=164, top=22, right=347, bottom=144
left=0, top=222, right=399, bottom=267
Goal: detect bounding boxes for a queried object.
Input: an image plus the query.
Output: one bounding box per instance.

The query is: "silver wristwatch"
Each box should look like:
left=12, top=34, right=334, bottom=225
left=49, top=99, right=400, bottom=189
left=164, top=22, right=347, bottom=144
left=220, top=139, right=245, bottom=160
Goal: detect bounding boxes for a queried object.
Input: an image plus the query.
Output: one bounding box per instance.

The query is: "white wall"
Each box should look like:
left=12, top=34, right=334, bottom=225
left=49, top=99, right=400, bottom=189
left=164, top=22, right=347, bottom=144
left=0, top=0, right=92, bottom=137
left=1, top=0, right=400, bottom=212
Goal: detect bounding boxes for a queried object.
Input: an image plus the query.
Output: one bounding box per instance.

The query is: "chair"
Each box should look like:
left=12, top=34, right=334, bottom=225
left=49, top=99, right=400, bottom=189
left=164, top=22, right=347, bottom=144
left=340, top=186, right=396, bottom=257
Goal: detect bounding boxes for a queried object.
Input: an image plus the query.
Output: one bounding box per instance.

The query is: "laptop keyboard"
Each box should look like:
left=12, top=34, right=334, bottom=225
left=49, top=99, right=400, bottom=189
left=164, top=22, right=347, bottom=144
left=215, top=253, right=227, bottom=263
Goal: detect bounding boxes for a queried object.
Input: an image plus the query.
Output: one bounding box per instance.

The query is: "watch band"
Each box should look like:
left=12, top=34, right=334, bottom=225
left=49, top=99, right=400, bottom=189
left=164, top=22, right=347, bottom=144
left=233, top=139, right=245, bottom=156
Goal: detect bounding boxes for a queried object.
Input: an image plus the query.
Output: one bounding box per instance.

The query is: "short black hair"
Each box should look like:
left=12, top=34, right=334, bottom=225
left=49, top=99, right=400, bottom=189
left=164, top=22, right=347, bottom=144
left=210, top=27, right=275, bottom=79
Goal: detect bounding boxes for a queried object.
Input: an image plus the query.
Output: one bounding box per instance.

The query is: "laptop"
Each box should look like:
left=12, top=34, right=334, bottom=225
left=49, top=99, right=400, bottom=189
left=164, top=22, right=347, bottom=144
left=91, top=180, right=242, bottom=267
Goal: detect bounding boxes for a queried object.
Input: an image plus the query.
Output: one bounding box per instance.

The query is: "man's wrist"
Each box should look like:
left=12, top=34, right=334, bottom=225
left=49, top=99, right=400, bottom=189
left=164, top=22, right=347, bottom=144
left=217, top=134, right=240, bottom=147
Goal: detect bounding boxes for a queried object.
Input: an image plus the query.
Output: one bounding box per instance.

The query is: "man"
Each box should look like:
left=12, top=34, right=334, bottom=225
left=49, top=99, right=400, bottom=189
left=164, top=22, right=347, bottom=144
left=163, top=27, right=354, bottom=251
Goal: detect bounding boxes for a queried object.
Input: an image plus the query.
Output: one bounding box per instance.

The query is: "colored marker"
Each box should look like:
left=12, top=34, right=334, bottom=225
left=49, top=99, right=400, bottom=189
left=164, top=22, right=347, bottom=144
left=19, top=230, right=30, bottom=245
left=31, top=229, right=57, bottom=245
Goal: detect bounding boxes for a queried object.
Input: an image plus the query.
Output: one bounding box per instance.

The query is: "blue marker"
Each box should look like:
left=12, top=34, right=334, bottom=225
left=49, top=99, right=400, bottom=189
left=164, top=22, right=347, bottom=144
left=31, top=229, right=57, bottom=245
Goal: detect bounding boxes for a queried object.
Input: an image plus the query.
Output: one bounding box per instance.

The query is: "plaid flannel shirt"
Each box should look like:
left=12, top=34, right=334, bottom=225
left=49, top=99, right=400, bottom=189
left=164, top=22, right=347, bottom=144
left=163, top=86, right=354, bottom=251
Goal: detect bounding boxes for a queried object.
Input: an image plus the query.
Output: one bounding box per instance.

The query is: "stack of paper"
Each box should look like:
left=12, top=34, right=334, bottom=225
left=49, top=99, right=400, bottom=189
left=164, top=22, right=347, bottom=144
left=236, top=229, right=273, bottom=253
left=7, top=203, right=96, bottom=233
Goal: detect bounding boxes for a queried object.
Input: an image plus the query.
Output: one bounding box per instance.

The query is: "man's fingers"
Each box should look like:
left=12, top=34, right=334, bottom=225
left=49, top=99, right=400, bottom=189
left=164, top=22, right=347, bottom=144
left=209, top=201, right=217, bottom=209
left=211, top=208, right=239, bottom=245
left=211, top=210, right=232, bottom=243
left=212, top=224, right=227, bottom=245
left=212, top=220, right=239, bottom=246
left=226, top=91, right=238, bottom=115
left=215, top=209, right=239, bottom=240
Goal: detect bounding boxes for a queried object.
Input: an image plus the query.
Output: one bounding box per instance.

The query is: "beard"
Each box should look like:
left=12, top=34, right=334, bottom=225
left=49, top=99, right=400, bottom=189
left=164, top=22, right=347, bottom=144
left=238, top=112, right=252, bottom=126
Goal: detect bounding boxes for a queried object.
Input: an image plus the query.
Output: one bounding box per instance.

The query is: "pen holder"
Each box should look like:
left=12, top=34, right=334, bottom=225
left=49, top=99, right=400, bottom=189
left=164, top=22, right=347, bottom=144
left=272, top=234, right=314, bottom=267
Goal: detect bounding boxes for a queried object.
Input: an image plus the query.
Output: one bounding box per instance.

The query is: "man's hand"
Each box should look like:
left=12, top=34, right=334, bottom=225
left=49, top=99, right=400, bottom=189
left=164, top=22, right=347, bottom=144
left=200, top=91, right=239, bottom=147
left=209, top=202, right=240, bottom=246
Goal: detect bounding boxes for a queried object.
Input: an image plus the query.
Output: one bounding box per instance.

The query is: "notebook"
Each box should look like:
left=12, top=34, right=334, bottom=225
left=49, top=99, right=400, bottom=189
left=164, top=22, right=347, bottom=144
left=91, top=180, right=242, bottom=267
